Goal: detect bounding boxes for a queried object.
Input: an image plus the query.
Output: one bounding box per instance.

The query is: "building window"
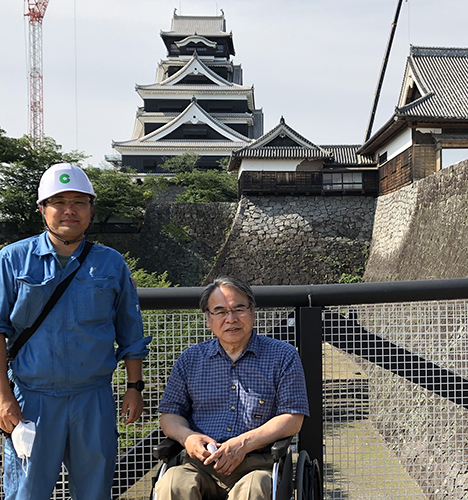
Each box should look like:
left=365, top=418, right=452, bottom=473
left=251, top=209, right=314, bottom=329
left=323, top=172, right=363, bottom=191
left=378, top=151, right=388, bottom=165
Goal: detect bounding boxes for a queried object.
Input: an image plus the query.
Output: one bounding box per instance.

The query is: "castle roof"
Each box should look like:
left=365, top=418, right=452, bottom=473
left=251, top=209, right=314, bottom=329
left=113, top=99, right=250, bottom=155
left=229, top=118, right=331, bottom=170
left=360, top=46, right=468, bottom=154
left=156, top=52, right=234, bottom=87
left=397, top=46, right=468, bottom=119
left=321, top=145, right=375, bottom=166
left=161, top=12, right=235, bottom=55
left=163, top=13, right=228, bottom=36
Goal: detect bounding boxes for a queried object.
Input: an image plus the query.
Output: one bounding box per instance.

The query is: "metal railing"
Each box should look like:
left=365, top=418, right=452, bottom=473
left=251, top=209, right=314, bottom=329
left=2, top=278, right=468, bottom=499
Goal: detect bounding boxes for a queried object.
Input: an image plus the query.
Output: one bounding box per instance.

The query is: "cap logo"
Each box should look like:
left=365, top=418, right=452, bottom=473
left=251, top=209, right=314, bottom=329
left=59, top=173, right=70, bottom=184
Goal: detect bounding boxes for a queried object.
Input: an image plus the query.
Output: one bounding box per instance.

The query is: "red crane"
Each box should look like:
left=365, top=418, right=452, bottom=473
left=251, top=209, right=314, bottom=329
left=25, top=0, right=50, bottom=142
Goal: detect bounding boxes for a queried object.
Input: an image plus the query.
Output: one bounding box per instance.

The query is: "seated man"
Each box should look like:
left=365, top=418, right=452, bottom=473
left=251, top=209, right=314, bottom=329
left=154, top=276, right=309, bottom=499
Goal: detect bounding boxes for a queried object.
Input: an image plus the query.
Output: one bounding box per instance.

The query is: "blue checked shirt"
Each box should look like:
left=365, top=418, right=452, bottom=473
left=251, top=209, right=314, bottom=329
left=158, top=331, right=309, bottom=443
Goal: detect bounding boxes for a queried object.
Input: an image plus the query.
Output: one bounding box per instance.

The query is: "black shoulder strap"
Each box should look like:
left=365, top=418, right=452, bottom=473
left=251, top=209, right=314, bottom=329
left=7, top=240, right=94, bottom=361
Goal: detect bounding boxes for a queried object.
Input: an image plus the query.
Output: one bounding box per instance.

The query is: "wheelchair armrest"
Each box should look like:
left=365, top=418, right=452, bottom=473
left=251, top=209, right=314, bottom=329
left=153, top=437, right=184, bottom=461
left=270, top=436, right=294, bottom=462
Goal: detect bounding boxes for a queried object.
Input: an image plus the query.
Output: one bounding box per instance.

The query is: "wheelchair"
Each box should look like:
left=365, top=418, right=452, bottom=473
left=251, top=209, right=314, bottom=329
left=150, top=436, right=322, bottom=500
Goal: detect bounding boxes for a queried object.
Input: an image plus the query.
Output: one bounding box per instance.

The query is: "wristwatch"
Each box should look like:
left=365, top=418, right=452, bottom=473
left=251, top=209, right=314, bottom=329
left=127, top=380, right=145, bottom=392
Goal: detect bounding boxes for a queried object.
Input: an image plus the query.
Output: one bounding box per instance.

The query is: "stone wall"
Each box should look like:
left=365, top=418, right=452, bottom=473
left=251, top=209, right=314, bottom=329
left=364, top=159, right=468, bottom=282
left=206, top=195, right=376, bottom=285
left=363, top=159, right=468, bottom=499
left=96, top=202, right=237, bottom=286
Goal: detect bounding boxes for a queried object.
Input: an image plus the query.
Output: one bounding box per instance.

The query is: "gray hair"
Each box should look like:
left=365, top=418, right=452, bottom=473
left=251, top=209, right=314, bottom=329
left=199, top=276, right=256, bottom=312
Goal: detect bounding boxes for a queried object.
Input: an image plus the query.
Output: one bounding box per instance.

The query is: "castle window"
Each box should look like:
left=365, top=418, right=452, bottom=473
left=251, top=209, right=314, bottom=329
left=323, top=172, right=362, bottom=191
left=378, top=151, right=388, bottom=165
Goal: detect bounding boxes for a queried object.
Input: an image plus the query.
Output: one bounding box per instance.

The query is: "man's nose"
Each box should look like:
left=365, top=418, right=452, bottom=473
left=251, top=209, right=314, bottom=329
left=225, top=311, right=238, bottom=321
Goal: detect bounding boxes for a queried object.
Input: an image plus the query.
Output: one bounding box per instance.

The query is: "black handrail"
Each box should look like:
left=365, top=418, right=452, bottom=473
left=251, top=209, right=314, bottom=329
left=137, top=278, right=468, bottom=310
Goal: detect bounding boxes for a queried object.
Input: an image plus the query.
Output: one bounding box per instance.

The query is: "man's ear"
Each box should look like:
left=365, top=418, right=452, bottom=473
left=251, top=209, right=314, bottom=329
left=39, top=205, right=44, bottom=214
left=205, top=312, right=212, bottom=330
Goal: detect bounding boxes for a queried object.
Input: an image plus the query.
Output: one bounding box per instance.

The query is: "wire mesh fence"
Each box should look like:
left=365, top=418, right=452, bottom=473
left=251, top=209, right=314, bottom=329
left=1, top=300, right=467, bottom=499
left=323, top=300, right=468, bottom=500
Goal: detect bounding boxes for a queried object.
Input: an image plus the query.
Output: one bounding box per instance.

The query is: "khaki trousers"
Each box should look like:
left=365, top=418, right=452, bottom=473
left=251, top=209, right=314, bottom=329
left=153, top=452, right=274, bottom=500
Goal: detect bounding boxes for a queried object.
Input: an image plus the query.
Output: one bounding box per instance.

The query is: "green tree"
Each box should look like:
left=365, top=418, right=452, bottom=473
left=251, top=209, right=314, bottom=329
left=0, top=129, right=85, bottom=233
left=85, top=167, right=148, bottom=227
left=161, top=153, right=199, bottom=173
left=174, top=169, right=238, bottom=202
left=123, top=252, right=172, bottom=288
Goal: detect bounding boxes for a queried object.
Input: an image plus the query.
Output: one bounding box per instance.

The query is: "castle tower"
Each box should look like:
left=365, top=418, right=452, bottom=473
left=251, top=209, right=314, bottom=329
left=113, top=11, right=263, bottom=173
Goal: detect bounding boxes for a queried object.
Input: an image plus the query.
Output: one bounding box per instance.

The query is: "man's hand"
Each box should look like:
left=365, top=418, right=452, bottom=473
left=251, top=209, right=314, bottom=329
left=121, top=389, right=144, bottom=425
left=203, top=435, right=247, bottom=475
left=0, top=385, right=23, bottom=434
left=184, top=433, right=216, bottom=462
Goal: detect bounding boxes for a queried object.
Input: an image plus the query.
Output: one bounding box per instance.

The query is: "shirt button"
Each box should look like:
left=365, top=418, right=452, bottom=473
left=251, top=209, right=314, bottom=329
left=227, top=427, right=232, bottom=432
left=230, top=406, right=235, bottom=411
left=259, top=400, right=265, bottom=404
left=231, top=385, right=236, bottom=390
left=232, top=363, right=236, bottom=368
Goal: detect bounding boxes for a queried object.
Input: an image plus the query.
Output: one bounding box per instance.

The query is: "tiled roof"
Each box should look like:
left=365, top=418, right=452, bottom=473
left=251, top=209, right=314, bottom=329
left=113, top=140, right=248, bottom=152
left=397, top=46, right=468, bottom=119
left=233, top=118, right=331, bottom=158
left=320, top=145, right=376, bottom=165
left=136, top=84, right=252, bottom=93
left=233, top=147, right=327, bottom=160
left=159, top=52, right=233, bottom=87
left=114, top=99, right=251, bottom=150
left=162, top=14, right=228, bottom=36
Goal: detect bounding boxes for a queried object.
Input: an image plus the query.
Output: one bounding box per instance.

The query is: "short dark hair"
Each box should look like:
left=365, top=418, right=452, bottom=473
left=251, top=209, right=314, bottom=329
left=199, top=277, right=256, bottom=312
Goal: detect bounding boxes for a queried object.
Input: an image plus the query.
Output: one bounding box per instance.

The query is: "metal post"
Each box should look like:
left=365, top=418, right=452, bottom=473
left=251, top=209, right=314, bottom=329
left=297, top=307, right=323, bottom=475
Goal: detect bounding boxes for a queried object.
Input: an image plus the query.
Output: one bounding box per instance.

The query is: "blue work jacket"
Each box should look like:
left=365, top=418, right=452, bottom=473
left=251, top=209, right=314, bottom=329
left=0, top=233, right=150, bottom=396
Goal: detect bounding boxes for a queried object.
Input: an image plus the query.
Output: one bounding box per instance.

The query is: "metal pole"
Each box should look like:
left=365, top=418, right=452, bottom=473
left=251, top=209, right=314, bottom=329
left=298, top=307, right=324, bottom=480
left=138, top=277, right=468, bottom=310
left=364, top=0, right=404, bottom=142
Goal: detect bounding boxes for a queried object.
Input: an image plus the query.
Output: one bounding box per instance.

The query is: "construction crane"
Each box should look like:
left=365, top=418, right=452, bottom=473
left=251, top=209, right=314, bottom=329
left=364, top=0, right=406, bottom=143
left=25, top=0, right=50, bottom=142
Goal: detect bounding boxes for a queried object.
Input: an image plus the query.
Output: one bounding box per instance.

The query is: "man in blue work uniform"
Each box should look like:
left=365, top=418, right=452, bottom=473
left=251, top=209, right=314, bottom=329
left=0, top=163, right=151, bottom=500
left=153, top=277, right=309, bottom=499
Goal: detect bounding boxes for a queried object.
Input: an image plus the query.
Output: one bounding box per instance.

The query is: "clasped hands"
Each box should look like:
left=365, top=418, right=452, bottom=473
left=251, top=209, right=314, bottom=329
left=184, top=433, right=247, bottom=476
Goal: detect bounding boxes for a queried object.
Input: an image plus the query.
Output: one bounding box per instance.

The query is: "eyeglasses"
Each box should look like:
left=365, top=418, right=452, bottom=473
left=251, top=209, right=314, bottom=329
left=46, top=197, right=91, bottom=208
left=206, top=305, right=251, bottom=319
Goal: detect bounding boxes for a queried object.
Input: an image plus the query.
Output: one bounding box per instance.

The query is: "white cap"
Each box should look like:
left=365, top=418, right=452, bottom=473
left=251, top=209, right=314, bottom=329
left=37, top=163, right=96, bottom=205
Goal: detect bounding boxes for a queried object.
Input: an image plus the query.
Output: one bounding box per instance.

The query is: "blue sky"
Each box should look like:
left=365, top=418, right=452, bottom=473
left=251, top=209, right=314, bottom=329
left=1, top=0, right=468, bottom=166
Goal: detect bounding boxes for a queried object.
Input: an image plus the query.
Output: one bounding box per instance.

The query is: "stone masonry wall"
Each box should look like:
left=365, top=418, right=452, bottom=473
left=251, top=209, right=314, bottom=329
left=364, top=159, right=468, bottom=282
left=206, top=195, right=376, bottom=285
left=363, top=159, right=468, bottom=498
left=96, top=202, right=237, bottom=286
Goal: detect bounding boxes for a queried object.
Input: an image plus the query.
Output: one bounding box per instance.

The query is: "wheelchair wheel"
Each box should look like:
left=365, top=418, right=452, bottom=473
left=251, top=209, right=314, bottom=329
left=295, top=451, right=322, bottom=500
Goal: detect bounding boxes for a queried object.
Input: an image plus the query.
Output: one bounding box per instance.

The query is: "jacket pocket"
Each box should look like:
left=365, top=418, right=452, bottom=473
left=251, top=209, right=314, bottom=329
left=13, top=276, right=55, bottom=329
left=75, top=275, right=118, bottom=324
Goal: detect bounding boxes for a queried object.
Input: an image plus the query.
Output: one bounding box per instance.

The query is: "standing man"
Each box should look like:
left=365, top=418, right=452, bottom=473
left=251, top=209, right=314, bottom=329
left=0, top=163, right=151, bottom=500
left=154, top=276, right=309, bottom=499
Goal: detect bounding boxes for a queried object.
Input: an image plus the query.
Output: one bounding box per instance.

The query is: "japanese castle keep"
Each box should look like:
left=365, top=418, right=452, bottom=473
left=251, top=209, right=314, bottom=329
left=113, top=11, right=264, bottom=173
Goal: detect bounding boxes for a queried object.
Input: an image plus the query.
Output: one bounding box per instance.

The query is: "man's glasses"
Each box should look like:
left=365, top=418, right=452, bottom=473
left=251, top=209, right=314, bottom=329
left=46, top=197, right=91, bottom=208
left=206, top=305, right=251, bottom=319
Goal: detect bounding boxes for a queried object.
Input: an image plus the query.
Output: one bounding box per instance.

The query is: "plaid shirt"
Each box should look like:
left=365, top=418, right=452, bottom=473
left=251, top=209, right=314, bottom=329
left=158, top=331, right=309, bottom=443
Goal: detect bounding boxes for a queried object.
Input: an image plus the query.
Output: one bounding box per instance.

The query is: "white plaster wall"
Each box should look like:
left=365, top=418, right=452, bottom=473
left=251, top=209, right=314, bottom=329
left=377, top=128, right=412, bottom=162
left=238, top=159, right=300, bottom=173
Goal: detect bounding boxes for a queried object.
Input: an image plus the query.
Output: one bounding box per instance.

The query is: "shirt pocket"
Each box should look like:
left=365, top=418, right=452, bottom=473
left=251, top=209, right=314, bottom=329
left=14, top=275, right=55, bottom=329
left=240, top=390, right=275, bottom=428
left=75, top=275, right=118, bottom=324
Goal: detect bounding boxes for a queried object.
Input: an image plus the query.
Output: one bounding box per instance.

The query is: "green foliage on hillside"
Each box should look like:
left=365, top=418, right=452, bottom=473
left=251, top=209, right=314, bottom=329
left=123, top=252, right=172, bottom=288
left=85, top=167, right=148, bottom=225
left=0, top=129, right=85, bottom=233
left=139, top=155, right=238, bottom=203
left=173, top=168, right=238, bottom=202
left=161, top=152, right=199, bottom=173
